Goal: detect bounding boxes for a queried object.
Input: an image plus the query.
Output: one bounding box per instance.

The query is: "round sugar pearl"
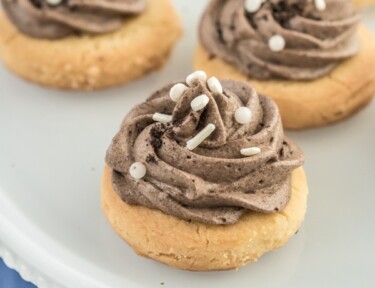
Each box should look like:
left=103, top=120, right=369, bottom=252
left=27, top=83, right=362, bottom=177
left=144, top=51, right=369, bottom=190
left=186, top=71, right=207, bottom=86
left=46, top=0, right=63, bottom=5
left=245, top=0, right=263, bottom=13
left=315, top=0, right=326, bottom=11
left=129, top=162, right=146, bottom=180
left=268, top=35, right=286, bottom=52
left=170, top=83, right=188, bottom=102
left=235, top=107, right=252, bottom=124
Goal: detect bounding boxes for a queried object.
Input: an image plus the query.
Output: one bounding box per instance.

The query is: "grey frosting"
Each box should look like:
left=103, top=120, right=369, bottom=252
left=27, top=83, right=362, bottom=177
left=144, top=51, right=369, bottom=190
left=199, top=0, right=360, bottom=80
left=2, top=0, right=146, bottom=39
left=105, top=79, right=304, bottom=225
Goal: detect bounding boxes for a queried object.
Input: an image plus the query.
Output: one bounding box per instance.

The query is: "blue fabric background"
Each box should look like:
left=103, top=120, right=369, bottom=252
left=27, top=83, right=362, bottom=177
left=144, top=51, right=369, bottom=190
left=0, top=258, right=36, bottom=288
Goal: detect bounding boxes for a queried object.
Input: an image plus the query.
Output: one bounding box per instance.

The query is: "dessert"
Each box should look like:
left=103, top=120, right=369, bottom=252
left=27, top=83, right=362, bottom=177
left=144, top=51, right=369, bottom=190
left=195, top=0, right=375, bottom=129
left=102, top=72, right=308, bottom=271
left=0, top=0, right=181, bottom=90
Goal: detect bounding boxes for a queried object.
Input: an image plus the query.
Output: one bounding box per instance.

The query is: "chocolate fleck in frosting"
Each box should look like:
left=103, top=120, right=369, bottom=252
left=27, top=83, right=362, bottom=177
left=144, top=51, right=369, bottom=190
left=199, top=0, right=360, bottom=80
left=105, top=76, right=304, bottom=225
left=1, top=0, right=146, bottom=39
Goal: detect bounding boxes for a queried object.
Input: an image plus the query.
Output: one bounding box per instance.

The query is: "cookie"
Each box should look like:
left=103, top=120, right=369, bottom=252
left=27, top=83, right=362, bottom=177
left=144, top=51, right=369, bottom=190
left=103, top=74, right=307, bottom=270
left=195, top=26, right=375, bottom=130
left=101, top=166, right=308, bottom=271
left=0, top=0, right=182, bottom=90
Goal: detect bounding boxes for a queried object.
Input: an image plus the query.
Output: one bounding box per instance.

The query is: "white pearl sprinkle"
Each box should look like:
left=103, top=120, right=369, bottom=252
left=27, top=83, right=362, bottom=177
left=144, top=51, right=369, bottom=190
left=268, top=35, right=286, bottom=52
left=186, top=71, right=207, bottom=86
left=186, top=123, right=216, bottom=151
left=207, top=77, right=223, bottom=94
left=191, top=94, right=209, bottom=111
left=240, top=147, right=261, bottom=157
left=235, top=107, right=252, bottom=124
left=46, top=0, right=63, bottom=5
left=314, top=0, right=326, bottom=11
left=245, top=0, right=263, bottom=13
left=169, top=83, right=188, bottom=102
left=129, top=162, right=146, bottom=180
left=152, top=113, right=172, bottom=123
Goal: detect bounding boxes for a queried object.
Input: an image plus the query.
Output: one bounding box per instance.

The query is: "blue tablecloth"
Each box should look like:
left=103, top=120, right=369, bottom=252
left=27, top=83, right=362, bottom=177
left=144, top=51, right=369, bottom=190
left=0, top=258, right=36, bottom=288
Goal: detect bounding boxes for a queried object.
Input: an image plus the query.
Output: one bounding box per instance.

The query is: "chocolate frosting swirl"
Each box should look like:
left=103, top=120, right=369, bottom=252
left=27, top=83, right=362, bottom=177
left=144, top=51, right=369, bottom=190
left=105, top=79, right=304, bottom=225
left=199, top=0, right=360, bottom=80
left=1, top=0, right=146, bottom=39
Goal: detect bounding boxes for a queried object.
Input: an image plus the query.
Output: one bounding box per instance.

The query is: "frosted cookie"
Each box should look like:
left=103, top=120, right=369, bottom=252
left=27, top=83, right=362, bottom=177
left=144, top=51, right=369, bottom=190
left=102, top=73, right=308, bottom=271
left=0, top=0, right=182, bottom=90
left=195, top=0, right=375, bottom=129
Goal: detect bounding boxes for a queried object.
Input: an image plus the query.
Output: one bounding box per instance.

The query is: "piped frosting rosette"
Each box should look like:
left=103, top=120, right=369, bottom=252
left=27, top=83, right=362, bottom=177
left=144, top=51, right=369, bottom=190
left=199, top=0, right=360, bottom=80
left=2, top=0, right=146, bottom=39
left=106, top=72, right=304, bottom=225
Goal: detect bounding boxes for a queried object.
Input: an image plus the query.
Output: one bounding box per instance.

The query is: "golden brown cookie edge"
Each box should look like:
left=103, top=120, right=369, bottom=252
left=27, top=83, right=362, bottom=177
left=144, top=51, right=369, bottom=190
left=194, top=25, right=375, bottom=130
left=101, top=166, right=308, bottom=271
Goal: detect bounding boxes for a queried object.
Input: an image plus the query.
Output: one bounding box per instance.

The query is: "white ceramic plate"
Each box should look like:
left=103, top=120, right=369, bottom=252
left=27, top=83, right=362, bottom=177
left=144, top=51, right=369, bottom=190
left=1, top=2, right=375, bottom=288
